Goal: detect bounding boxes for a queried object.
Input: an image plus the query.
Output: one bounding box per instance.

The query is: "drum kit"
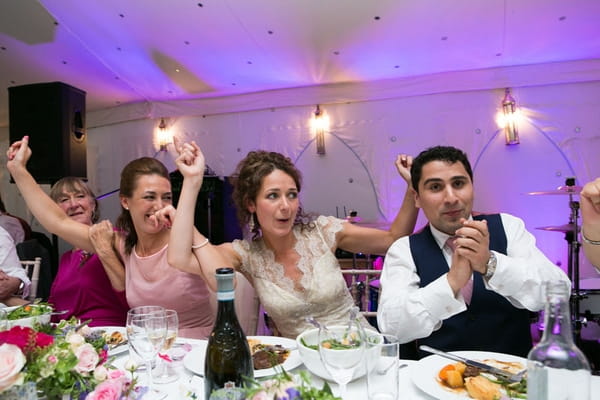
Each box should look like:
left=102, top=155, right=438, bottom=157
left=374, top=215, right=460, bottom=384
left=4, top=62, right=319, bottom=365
left=528, top=177, right=599, bottom=343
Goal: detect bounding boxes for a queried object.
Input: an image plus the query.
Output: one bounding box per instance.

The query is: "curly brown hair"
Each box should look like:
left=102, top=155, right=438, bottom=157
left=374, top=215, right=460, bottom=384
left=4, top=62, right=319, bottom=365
left=231, top=150, right=314, bottom=239
left=115, top=157, right=170, bottom=254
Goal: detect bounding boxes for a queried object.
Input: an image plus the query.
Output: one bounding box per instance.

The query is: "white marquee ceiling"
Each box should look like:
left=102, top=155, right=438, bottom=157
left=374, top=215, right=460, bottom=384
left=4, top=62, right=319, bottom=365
left=1, top=0, right=599, bottom=127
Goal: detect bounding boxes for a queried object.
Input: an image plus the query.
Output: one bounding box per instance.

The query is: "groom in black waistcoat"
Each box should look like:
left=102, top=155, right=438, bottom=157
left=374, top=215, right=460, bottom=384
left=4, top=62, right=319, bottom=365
left=377, top=146, right=570, bottom=359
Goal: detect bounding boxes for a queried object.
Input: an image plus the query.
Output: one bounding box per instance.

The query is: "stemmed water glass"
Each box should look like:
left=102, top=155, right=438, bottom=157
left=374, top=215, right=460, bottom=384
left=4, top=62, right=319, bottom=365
left=153, top=309, right=179, bottom=383
left=126, top=306, right=167, bottom=399
left=318, top=321, right=366, bottom=399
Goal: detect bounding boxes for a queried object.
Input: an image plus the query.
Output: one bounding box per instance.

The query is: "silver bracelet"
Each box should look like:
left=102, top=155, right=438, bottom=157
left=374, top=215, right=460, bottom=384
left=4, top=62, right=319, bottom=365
left=582, top=227, right=600, bottom=245
left=191, top=238, right=210, bottom=249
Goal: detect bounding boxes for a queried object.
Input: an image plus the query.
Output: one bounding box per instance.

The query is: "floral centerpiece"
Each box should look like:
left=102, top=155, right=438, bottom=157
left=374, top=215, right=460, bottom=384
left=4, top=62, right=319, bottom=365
left=243, top=369, right=341, bottom=400
left=0, top=318, right=140, bottom=400
left=184, top=368, right=341, bottom=400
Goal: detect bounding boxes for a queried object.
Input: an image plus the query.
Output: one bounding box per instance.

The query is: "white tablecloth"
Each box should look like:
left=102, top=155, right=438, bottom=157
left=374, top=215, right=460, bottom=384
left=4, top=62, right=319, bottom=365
left=114, top=338, right=600, bottom=399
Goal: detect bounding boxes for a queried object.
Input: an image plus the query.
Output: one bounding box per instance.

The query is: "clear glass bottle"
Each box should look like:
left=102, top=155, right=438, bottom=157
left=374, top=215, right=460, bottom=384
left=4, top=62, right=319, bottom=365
left=204, top=268, right=253, bottom=400
left=527, top=281, right=591, bottom=399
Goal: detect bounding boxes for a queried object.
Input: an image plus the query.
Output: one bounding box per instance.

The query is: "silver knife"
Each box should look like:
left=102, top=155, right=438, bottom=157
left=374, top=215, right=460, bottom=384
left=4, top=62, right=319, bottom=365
left=419, top=345, right=525, bottom=383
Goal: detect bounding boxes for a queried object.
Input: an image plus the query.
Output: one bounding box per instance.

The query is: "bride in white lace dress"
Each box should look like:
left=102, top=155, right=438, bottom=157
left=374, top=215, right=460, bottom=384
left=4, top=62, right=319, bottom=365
left=165, top=141, right=419, bottom=338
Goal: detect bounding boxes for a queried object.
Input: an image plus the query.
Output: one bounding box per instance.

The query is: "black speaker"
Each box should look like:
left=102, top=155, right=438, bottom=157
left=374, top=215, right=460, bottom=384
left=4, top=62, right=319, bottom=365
left=169, top=171, right=242, bottom=244
left=9, top=82, right=87, bottom=184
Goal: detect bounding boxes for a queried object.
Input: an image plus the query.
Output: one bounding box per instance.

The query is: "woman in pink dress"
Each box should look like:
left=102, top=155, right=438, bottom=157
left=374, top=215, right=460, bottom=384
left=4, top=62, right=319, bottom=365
left=48, top=177, right=128, bottom=327
left=7, top=136, right=223, bottom=338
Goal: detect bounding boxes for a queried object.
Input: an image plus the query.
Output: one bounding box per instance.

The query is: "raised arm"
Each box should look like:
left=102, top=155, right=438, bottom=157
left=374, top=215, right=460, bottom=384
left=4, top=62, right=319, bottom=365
left=166, top=139, right=229, bottom=290
left=6, top=137, right=94, bottom=252
left=581, top=177, right=600, bottom=269
left=337, top=154, right=419, bottom=255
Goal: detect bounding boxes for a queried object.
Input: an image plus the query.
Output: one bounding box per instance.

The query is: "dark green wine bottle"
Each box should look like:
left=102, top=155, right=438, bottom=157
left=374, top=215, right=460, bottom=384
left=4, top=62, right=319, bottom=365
left=204, top=267, right=254, bottom=400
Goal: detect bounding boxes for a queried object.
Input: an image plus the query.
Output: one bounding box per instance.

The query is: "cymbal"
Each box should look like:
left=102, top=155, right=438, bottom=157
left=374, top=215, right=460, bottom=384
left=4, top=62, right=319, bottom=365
left=527, top=185, right=582, bottom=195
left=536, top=223, right=580, bottom=233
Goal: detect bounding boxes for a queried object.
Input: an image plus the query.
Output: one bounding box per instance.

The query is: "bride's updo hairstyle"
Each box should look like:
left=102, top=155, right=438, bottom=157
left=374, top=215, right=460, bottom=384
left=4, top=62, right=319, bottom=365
left=232, top=150, right=314, bottom=239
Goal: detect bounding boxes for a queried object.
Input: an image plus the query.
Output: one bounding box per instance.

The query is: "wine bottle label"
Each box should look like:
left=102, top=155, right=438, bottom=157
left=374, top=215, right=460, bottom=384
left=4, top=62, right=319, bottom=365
left=217, top=289, right=235, bottom=301
left=208, top=385, right=244, bottom=400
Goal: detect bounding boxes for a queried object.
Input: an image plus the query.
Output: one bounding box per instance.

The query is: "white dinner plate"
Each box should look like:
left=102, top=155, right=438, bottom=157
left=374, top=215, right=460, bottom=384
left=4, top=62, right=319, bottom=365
left=92, top=326, right=128, bottom=356
left=183, top=336, right=302, bottom=378
left=409, top=350, right=526, bottom=400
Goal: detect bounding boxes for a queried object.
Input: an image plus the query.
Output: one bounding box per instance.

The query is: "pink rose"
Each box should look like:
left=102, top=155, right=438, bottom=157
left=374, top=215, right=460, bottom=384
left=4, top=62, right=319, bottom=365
left=250, top=392, right=269, bottom=400
left=74, top=343, right=99, bottom=374
left=0, top=343, right=26, bottom=392
left=107, top=369, right=126, bottom=380
left=86, top=379, right=123, bottom=400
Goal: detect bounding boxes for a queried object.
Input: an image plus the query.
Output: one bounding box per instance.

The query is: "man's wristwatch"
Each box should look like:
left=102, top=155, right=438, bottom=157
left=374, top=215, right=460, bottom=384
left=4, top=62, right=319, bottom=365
left=484, top=252, right=497, bottom=280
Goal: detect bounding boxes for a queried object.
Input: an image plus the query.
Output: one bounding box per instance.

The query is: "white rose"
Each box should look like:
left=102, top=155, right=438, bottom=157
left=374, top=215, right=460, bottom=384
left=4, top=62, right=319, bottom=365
left=78, top=325, right=92, bottom=336
left=0, top=344, right=26, bottom=392
left=124, top=358, right=139, bottom=372
left=66, top=332, right=85, bottom=349
left=93, top=365, right=108, bottom=381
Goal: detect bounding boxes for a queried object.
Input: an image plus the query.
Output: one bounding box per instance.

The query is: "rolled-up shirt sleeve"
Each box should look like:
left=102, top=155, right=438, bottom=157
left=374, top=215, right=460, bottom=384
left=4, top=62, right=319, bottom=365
left=484, top=214, right=571, bottom=311
left=0, top=226, right=30, bottom=295
left=377, top=236, right=465, bottom=343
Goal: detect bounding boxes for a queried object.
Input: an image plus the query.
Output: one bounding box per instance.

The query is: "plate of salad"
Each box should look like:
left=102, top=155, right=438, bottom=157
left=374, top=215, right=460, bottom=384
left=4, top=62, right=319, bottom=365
left=4, top=302, right=53, bottom=328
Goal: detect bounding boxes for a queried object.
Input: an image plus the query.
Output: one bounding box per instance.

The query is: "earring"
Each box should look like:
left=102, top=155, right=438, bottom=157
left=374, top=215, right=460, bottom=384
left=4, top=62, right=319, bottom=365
left=248, top=213, right=255, bottom=230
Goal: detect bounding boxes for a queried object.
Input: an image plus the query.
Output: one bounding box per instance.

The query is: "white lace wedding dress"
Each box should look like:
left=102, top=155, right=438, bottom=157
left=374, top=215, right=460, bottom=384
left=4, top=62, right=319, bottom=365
left=233, top=215, right=372, bottom=338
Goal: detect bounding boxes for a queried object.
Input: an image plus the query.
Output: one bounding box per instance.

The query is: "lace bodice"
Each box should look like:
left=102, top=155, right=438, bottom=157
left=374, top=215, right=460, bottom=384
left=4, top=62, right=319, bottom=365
left=233, top=215, right=371, bottom=338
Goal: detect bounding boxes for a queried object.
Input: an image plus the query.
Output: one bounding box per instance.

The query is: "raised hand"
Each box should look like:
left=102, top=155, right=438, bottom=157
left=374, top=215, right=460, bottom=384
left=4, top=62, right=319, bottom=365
left=581, top=178, right=600, bottom=229
left=395, top=154, right=413, bottom=185
left=173, top=137, right=205, bottom=181
left=6, top=136, right=32, bottom=171
left=150, top=205, right=177, bottom=230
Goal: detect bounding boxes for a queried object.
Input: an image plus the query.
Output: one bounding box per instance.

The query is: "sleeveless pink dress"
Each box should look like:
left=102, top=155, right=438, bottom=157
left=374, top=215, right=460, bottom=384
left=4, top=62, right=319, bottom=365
left=124, top=244, right=215, bottom=339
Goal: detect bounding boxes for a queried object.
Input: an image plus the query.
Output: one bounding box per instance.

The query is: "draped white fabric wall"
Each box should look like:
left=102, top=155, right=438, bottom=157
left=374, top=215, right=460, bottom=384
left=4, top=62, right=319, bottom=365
left=1, top=78, right=599, bottom=279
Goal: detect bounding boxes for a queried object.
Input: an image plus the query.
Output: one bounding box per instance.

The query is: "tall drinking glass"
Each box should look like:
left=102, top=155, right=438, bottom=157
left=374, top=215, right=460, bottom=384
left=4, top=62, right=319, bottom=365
left=153, top=309, right=179, bottom=383
left=366, top=333, right=399, bottom=400
left=318, top=324, right=365, bottom=399
left=126, top=306, right=166, bottom=399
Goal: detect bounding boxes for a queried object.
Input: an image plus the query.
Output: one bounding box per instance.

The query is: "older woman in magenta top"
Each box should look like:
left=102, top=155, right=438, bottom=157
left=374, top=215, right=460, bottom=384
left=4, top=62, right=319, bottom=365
left=48, top=177, right=128, bottom=327
left=7, top=136, right=220, bottom=339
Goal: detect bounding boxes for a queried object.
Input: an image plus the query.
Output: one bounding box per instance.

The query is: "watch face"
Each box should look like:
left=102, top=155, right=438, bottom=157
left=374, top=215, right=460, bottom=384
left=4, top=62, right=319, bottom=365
left=485, top=253, right=497, bottom=278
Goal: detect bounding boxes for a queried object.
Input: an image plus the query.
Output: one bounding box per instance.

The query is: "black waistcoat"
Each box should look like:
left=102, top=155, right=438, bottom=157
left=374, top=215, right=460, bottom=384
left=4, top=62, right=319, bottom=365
left=402, top=214, right=532, bottom=359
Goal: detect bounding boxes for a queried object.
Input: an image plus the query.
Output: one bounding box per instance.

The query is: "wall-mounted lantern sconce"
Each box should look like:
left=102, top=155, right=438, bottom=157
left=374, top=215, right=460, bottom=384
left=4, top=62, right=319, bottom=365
left=501, top=88, right=519, bottom=145
left=156, top=117, right=171, bottom=151
left=311, top=105, right=329, bottom=155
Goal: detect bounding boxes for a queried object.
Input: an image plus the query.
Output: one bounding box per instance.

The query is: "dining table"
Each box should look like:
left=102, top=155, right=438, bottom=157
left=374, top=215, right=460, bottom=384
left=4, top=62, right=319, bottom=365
left=112, top=337, right=600, bottom=399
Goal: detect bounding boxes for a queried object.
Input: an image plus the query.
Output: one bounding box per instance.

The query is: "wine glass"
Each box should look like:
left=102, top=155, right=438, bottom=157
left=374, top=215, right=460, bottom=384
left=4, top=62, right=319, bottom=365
left=126, top=306, right=167, bottom=399
left=153, top=309, right=179, bottom=383
left=318, top=323, right=365, bottom=398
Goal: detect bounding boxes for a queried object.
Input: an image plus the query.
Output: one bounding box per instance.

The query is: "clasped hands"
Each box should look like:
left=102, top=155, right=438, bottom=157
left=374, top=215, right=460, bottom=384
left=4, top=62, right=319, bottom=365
left=446, top=218, right=492, bottom=295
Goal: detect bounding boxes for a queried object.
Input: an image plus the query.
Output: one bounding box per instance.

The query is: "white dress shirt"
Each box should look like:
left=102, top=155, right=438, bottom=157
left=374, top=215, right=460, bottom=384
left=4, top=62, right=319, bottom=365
left=377, top=213, right=571, bottom=343
left=0, top=213, right=25, bottom=244
left=0, top=225, right=30, bottom=297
